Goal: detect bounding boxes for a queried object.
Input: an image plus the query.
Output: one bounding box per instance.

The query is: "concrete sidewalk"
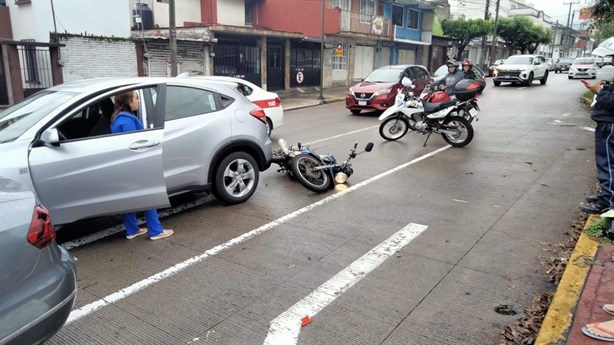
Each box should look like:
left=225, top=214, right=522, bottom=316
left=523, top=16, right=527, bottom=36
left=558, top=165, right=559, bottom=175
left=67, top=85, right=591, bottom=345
left=276, top=85, right=349, bottom=111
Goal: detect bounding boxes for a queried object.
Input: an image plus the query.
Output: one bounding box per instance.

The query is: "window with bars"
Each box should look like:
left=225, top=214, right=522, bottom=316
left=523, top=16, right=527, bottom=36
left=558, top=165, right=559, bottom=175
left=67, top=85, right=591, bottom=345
left=332, top=43, right=347, bottom=70
left=392, top=5, right=403, bottom=27
left=360, top=0, right=374, bottom=23
left=407, top=9, right=419, bottom=29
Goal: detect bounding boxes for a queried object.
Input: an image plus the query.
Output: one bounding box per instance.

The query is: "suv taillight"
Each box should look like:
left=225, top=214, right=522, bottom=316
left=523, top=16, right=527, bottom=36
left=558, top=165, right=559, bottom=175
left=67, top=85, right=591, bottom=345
left=250, top=108, right=267, bottom=124
left=27, top=205, right=55, bottom=249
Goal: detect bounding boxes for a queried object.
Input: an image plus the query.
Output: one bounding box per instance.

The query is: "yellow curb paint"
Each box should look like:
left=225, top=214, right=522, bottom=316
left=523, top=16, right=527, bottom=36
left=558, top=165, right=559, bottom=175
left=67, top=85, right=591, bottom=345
left=534, top=214, right=600, bottom=345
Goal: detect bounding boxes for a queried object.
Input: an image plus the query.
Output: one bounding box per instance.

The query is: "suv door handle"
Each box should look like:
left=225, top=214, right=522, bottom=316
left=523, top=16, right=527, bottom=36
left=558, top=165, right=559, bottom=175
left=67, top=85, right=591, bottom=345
left=129, top=140, right=160, bottom=151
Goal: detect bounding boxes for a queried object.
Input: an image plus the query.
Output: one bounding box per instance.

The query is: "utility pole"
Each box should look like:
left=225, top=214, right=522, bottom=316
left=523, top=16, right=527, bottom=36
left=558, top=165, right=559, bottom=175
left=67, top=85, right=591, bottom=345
left=564, top=1, right=579, bottom=28
left=489, top=0, right=500, bottom=66
left=551, top=20, right=559, bottom=58
left=169, top=0, right=178, bottom=77
left=479, top=0, right=491, bottom=70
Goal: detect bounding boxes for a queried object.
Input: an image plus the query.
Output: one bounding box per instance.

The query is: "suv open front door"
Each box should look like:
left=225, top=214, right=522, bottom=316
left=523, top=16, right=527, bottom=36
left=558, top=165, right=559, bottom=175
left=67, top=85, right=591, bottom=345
left=27, top=85, right=170, bottom=225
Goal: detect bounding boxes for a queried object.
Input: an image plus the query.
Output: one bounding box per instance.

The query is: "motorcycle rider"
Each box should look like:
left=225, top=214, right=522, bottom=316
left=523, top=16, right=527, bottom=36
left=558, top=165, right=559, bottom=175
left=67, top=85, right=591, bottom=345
left=435, top=59, right=464, bottom=95
left=462, top=59, right=478, bottom=80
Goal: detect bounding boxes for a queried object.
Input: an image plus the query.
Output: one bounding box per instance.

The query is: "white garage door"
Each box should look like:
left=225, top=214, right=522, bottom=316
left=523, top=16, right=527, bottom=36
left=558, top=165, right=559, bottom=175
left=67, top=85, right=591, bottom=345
left=354, top=45, right=375, bottom=80
left=398, top=49, right=415, bottom=65
left=381, top=47, right=391, bottom=67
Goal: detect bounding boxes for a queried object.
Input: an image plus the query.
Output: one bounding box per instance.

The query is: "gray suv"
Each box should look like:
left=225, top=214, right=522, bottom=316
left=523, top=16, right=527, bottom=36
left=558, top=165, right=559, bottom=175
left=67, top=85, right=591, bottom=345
left=0, top=77, right=272, bottom=226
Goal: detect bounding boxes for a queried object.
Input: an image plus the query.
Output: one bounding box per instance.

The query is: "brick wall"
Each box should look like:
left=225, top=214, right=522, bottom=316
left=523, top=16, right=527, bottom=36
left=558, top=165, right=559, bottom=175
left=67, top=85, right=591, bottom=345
left=59, top=36, right=137, bottom=83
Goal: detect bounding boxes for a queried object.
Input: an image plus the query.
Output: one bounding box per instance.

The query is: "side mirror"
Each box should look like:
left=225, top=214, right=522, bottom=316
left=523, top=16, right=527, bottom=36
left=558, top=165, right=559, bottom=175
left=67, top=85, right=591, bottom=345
left=365, top=142, right=374, bottom=152
left=39, top=128, right=60, bottom=147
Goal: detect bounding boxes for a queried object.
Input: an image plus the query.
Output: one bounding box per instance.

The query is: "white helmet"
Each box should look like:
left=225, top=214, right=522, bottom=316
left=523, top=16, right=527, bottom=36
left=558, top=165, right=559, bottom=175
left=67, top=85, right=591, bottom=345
left=401, top=77, right=414, bottom=88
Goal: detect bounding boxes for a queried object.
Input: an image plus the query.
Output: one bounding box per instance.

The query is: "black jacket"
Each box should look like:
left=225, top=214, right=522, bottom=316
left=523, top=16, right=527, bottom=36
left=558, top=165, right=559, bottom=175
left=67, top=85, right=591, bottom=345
left=592, top=83, right=614, bottom=123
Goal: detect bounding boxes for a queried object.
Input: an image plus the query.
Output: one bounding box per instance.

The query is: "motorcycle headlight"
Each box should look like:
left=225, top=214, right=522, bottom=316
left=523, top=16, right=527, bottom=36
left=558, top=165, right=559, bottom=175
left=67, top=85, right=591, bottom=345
left=334, top=172, right=348, bottom=184
left=373, top=88, right=392, bottom=97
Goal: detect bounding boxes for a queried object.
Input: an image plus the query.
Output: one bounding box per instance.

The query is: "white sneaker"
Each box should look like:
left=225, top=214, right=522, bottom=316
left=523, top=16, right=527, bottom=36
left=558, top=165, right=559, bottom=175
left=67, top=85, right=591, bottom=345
left=150, top=229, right=174, bottom=240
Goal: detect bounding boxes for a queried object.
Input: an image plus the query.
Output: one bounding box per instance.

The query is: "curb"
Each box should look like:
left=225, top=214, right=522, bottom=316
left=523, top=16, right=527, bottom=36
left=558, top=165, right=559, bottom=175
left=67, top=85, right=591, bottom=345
left=534, top=214, right=600, bottom=345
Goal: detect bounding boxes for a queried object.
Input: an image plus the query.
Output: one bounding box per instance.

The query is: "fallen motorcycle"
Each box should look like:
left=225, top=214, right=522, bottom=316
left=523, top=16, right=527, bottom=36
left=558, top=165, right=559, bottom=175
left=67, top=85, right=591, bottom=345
left=271, top=139, right=374, bottom=193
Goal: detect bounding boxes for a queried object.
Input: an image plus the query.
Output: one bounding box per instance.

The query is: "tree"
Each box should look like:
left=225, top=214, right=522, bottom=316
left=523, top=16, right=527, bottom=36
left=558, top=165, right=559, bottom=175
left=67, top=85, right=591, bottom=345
left=520, top=25, right=551, bottom=54
left=591, top=0, right=614, bottom=25
left=441, top=18, right=492, bottom=60
left=496, top=16, right=549, bottom=55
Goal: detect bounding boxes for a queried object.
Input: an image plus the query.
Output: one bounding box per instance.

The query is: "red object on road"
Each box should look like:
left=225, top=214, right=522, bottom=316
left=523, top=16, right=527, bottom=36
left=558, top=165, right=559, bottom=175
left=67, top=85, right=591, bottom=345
left=300, top=315, right=312, bottom=327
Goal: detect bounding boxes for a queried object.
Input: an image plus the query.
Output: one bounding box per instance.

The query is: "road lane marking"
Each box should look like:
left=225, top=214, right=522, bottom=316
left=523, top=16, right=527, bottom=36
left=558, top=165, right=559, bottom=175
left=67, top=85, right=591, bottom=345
left=305, top=125, right=380, bottom=145
left=65, top=145, right=451, bottom=324
left=263, top=223, right=428, bottom=345
left=583, top=127, right=595, bottom=132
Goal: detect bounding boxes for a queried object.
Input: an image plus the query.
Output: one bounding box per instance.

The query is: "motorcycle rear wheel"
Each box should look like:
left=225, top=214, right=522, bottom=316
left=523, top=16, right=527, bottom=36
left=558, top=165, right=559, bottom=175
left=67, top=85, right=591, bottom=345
left=441, top=117, right=474, bottom=147
left=379, top=115, right=409, bottom=141
left=291, top=154, right=331, bottom=193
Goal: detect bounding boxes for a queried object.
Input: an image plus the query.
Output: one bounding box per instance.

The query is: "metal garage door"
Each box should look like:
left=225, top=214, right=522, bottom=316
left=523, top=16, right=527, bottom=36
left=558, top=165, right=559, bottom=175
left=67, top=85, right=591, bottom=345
left=354, top=45, right=374, bottom=80
left=380, top=46, right=391, bottom=67
left=398, top=49, right=415, bottom=65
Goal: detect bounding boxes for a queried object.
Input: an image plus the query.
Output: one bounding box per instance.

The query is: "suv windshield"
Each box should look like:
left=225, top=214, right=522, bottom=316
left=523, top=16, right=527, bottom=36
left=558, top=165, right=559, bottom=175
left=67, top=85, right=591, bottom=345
left=574, top=58, right=595, bottom=65
left=505, top=56, right=533, bottom=65
left=0, top=91, right=77, bottom=143
left=364, top=68, right=403, bottom=83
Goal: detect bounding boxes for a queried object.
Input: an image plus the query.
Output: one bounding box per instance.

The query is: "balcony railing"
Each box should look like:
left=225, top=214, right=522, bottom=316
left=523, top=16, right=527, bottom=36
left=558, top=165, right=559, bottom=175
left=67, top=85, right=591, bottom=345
left=338, top=10, right=392, bottom=38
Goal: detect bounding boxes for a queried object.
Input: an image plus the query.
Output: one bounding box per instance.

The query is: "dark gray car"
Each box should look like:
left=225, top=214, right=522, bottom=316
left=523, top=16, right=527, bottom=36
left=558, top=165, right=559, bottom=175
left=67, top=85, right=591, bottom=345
left=0, top=78, right=272, bottom=226
left=0, top=178, right=77, bottom=344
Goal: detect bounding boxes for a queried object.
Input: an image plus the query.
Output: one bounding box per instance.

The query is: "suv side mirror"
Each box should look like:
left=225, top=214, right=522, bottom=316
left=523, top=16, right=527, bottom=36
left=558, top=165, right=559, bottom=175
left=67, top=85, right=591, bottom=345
left=39, top=128, right=61, bottom=147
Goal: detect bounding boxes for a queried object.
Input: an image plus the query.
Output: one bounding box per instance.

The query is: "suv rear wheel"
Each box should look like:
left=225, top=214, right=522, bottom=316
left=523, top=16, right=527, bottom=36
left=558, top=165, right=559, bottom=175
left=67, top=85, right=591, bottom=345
left=213, top=151, right=259, bottom=205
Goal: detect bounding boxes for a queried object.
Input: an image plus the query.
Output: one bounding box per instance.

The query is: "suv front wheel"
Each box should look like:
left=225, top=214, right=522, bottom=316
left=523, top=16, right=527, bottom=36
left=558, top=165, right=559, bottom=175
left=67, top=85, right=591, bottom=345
left=540, top=71, right=548, bottom=85
left=213, top=151, right=260, bottom=205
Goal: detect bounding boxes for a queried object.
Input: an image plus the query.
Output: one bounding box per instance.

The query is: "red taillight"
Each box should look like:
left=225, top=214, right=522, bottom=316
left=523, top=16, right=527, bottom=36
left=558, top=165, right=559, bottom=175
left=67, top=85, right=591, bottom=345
left=275, top=97, right=282, bottom=107
left=250, top=108, right=267, bottom=124
left=28, top=205, right=55, bottom=249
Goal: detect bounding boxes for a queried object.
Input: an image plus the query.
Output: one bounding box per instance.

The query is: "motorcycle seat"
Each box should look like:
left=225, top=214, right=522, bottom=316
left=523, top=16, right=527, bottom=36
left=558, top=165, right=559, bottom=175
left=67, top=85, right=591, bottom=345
left=422, top=100, right=456, bottom=114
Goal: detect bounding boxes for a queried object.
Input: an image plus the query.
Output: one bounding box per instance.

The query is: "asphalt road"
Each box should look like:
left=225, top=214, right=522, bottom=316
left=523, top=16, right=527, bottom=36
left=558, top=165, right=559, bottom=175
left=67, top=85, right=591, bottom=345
left=50, top=72, right=599, bottom=345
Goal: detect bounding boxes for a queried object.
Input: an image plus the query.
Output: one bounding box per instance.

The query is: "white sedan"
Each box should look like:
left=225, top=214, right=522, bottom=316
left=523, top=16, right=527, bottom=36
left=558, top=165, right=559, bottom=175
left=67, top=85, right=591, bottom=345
left=180, top=75, right=284, bottom=136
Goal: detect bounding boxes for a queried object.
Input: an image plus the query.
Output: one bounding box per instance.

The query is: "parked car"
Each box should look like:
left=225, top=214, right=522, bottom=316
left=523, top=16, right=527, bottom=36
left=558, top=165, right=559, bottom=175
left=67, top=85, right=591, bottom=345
left=346, top=65, right=432, bottom=114
left=554, top=58, right=574, bottom=73
left=0, top=77, right=272, bottom=226
left=568, top=57, right=598, bottom=79
left=432, top=62, right=487, bottom=92
left=492, top=54, right=549, bottom=86
left=179, top=74, right=283, bottom=137
left=0, top=178, right=77, bottom=345
left=488, top=59, right=506, bottom=77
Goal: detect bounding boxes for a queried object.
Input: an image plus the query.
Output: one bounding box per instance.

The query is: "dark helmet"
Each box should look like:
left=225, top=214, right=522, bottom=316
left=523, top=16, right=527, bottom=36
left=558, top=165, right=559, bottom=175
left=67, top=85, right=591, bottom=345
left=462, top=59, right=473, bottom=67
left=446, top=59, right=458, bottom=68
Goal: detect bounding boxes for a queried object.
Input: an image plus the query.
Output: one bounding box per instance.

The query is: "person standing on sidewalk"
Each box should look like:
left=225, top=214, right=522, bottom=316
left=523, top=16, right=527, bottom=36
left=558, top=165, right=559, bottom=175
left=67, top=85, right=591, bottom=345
left=110, top=91, right=174, bottom=240
left=581, top=54, right=614, bottom=214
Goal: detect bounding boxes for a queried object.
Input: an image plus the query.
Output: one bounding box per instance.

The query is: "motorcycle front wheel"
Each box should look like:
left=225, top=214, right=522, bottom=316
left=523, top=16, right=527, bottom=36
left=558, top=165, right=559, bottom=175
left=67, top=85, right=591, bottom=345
left=379, top=115, right=409, bottom=141
left=441, top=117, right=474, bottom=147
left=291, top=154, right=331, bottom=193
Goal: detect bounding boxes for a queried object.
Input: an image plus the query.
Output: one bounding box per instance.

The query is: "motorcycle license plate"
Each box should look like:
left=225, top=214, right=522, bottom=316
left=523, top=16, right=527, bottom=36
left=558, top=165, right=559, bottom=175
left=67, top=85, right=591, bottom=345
left=358, top=101, right=367, bottom=106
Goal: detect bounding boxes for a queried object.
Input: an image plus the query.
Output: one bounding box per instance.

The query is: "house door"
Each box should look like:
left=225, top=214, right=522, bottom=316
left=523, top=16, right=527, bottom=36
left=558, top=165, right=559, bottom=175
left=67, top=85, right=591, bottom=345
left=267, top=44, right=284, bottom=91
left=430, top=45, right=446, bottom=72
left=380, top=46, right=391, bottom=67
left=354, top=45, right=374, bottom=80
left=398, top=49, right=415, bottom=65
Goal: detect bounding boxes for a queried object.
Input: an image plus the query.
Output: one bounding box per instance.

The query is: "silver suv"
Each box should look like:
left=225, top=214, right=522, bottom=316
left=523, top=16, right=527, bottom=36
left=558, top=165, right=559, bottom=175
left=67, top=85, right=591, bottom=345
left=493, top=54, right=549, bottom=87
left=0, top=77, right=272, bottom=226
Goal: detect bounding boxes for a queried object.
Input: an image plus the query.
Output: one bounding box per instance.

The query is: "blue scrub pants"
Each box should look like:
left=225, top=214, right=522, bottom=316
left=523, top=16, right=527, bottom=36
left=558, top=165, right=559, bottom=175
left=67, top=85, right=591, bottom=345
left=595, top=122, right=614, bottom=207
left=124, top=210, right=164, bottom=237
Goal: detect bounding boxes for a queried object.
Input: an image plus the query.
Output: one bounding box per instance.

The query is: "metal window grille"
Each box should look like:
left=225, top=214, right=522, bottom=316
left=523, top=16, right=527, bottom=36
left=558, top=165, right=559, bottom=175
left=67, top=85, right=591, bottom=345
left=359, top=0, right=374, bottom=23
left=332, top=43, right=347, bottom=70
left=0, top=48, right=8, bottom=105
left=214, top=44, right=261, bottom=75
left=17, top=44, right=53, bottom=89
left=291, top=48, right=320, bottom=69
